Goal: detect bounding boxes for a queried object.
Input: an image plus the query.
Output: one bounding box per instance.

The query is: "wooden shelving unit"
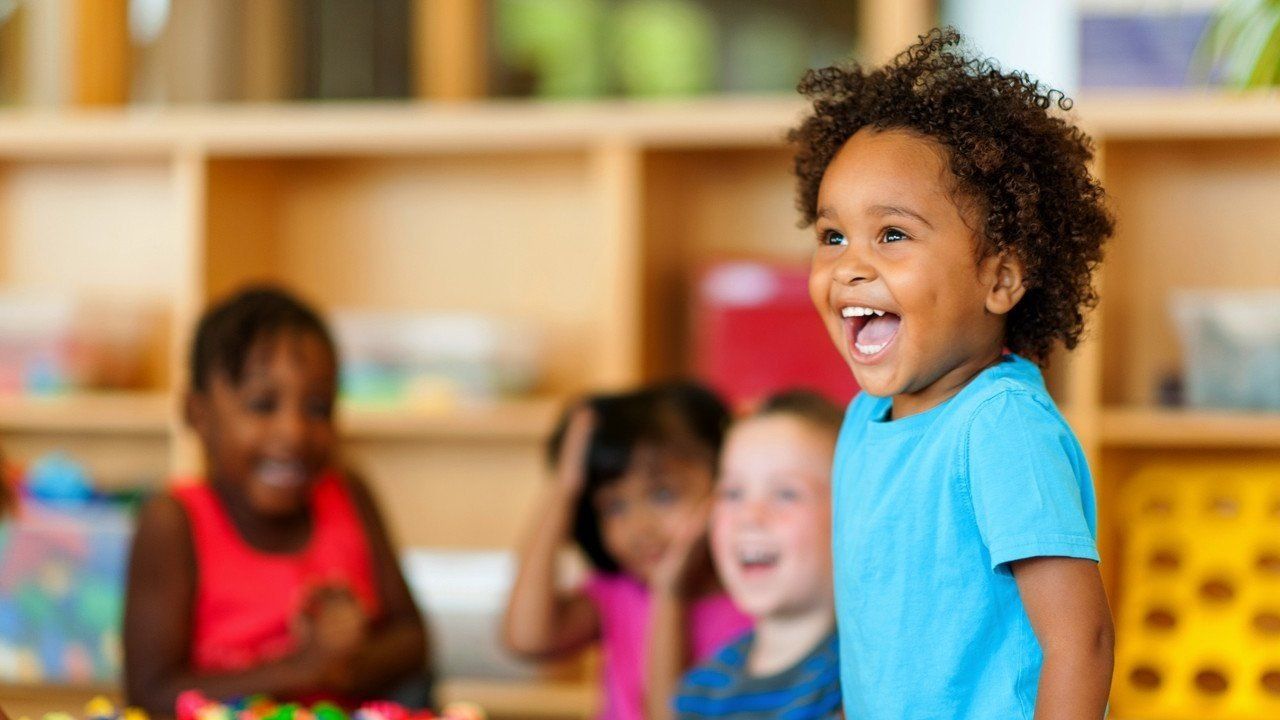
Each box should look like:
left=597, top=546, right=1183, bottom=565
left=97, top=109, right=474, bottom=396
left=1100, top=407, right=1280, bottom=449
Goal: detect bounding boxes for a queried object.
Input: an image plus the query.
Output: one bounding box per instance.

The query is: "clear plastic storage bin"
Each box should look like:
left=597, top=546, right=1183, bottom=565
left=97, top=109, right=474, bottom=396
left=1171, top=290, right=1280, bottom=411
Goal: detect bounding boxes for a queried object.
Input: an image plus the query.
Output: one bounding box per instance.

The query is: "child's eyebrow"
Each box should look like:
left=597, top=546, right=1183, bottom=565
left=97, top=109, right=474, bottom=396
left=870, top=204, right=933, bottom=229
left=816, top=205, right=838, bottom=221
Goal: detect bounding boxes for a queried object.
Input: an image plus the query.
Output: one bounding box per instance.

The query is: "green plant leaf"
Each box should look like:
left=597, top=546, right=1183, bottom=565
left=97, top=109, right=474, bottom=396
left=1232, top=2, right=1280, bottom=87
left=1247, top=4, right=1280, bottom=86
left=1193, top=0, right=1277, bottom=85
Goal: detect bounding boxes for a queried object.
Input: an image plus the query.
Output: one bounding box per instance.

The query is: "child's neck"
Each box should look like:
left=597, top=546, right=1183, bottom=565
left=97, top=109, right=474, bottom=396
left=746, top=604, right=835, bottom=678
left=212, top=481, right=313, bottom=554
left=891, top=345, right=1006, bottom=420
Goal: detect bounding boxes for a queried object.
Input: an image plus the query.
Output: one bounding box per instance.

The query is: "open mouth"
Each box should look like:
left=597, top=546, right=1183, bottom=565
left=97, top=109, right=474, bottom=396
left=256, top=458, right=308, bottom=489
left=737, top=547, right=781, bottom=575
left=841, top=305, right=901, bottom=360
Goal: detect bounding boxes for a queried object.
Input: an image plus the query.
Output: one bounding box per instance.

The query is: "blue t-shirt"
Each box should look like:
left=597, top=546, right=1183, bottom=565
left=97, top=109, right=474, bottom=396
left=832, top=354, right=1099, bottom=719
left=674, top=630, right=841, bottom=720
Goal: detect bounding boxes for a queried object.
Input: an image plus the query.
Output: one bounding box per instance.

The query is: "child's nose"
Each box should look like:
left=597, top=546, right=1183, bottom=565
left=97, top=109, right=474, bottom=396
left=273, top=407, right=307, bottom=448
left=833, top=242, right=875, bottom=286
left=742, top=498, right=771, bottom=526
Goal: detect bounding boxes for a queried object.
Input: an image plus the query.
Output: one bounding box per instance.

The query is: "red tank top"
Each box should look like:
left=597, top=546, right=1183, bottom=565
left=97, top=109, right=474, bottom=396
left=174, top=471, right=381, bottom=674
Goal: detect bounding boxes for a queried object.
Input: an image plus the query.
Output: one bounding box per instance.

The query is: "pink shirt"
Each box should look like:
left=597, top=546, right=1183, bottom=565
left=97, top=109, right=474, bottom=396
left=583, top=572, right=752, bottom=720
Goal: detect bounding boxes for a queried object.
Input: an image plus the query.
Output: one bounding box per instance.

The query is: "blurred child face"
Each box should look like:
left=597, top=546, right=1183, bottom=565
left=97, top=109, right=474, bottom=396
left=809, top=128, right=1014, bottom=415
left=190, top=331, right=337, bottom=519
left=592, top=445, right=714, bottom=584
left=712, top=415, right=834, bottom=620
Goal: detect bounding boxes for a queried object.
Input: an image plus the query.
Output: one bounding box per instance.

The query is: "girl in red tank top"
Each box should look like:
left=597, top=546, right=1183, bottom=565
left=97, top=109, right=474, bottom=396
left=123, top=287, right=429, bottom=717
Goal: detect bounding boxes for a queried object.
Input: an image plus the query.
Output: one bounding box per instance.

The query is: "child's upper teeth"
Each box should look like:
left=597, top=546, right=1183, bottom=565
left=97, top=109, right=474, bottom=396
left=841, top=306, right=882, bottom=318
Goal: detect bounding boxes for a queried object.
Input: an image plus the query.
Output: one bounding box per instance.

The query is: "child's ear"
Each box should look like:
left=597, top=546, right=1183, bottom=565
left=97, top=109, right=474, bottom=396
left=984, top=252, right=1027, bottom=316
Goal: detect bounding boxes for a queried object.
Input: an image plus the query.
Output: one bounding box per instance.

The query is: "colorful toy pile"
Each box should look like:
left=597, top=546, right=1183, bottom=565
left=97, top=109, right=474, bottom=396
left=0, top=457, right=135, bottom=683
left=175, top=692, right=485, bottom=720
left=1112, top=463, right=1280, bottom=719
left=17, top=694, right=485, bottom=720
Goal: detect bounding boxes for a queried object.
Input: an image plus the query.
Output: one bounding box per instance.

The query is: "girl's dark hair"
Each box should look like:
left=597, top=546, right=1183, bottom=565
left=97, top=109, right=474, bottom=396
left=789, top=27, right=1113, bottom=363
left=189, top=285, right=337, bottom=392
left=547, top=381, right=730, bottom=573
left=753, top=389, right=844, bottom=434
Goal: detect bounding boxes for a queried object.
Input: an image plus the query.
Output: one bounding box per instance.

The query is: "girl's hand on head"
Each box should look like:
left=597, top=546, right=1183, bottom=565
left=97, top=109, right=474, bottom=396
left=652, top=497, right=714, bottom=598
left=555, top=406, right=595, bottom=499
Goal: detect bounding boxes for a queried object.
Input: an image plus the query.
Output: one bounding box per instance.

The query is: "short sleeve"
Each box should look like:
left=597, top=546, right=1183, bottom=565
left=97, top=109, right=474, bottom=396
left=964, top=389, right=1099, bottom=571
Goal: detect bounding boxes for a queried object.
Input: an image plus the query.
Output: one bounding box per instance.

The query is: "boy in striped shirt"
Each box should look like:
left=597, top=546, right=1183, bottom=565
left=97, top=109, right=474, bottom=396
left=673, top=392, right=843, bottom=720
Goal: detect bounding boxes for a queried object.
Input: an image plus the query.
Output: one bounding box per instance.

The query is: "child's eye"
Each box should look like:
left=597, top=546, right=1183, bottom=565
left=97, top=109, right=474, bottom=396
left=600, top=497, right=628, bottom=518
left=718, top=485, right=744, bottom=503
left=306, top=397, right=334, bottom=419
left=774, top=487, right=801, bottom=503
left=819, top=229, right=847, bottom=246
left=880, top=227, right=909, bottom=243
left=650, top=485, right=677, bottom=505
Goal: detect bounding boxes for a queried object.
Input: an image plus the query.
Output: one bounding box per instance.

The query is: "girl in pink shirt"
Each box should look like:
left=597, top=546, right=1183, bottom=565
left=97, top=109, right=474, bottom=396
left=503, top=383, right=751, bottom=720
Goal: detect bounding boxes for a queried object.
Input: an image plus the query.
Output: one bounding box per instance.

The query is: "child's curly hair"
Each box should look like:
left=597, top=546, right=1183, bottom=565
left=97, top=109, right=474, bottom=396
left=790, top=27, right=1114, bottom=363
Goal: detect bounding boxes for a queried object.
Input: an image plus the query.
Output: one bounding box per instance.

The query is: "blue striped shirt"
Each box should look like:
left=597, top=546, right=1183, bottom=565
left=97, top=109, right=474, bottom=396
left=674, top=631, right=842, bottom=720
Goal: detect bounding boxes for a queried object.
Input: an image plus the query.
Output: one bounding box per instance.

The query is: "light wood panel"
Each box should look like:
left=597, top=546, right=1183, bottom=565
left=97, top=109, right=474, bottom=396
left=206, top=153, right=615, bottom=396
left=343, top=435, right=550, bottom=550
left=1099, top=138, right=1280, bottom=406
left=0, top=160, right=180, bottom=298
left=641, top=148, right=810, bottom=378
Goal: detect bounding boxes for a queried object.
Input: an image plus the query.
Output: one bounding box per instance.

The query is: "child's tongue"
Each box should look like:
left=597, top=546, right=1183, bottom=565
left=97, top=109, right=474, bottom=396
left=857, top=314, right=900, bottom=346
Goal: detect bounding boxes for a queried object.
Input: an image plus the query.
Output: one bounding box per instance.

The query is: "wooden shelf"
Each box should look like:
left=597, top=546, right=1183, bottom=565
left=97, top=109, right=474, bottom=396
left=1078, top=91, right=1280, bottom=140
left=340, top=397, right=560, bottom=442
left=438, top=678, right=595, bottom=719
left=0, top=393, right=559, bottom=443
left=1, top=93, right=1280, bottom=160
left=0, top=392, right=172, bottom=435
left=0, top=681, right=120, bottom=719
left=1100, top=407, right=1280, bottom=449
left=0, top=98, right=805, bottom=158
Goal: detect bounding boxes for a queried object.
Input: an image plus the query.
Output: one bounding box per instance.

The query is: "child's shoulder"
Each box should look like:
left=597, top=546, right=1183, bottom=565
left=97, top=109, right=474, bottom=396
left=130, top=492, right=197, bottom=572
left=950, top=354, right=1060, bottom=421
left=954, top=356, right=1081, bottom=460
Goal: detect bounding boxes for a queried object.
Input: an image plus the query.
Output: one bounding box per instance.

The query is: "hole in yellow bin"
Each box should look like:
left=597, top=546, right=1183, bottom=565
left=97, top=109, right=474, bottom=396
left=1130, top=666, right=1162, bottom=692
left=1262, top=670, right=1280, bottom=696
left=1207, top=496, right=1240, bottom=518
left=1258, top=551, right=1280, bottom=576
left=1143, top=497, right=1175, bottom=517
left=1200, top=578, right=1236, bottom=604
left=1194, top=669, right=1230, bottom=696
left=1150, top=548, right=1182, bottom=572
left=1144, top=607, right=1178, bottom=631
left=1253, top=611, right=1280, bottom=635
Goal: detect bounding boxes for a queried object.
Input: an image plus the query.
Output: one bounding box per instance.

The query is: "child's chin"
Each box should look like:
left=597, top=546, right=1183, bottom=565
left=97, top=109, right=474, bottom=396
left=248, top=488, right=307, bottom=518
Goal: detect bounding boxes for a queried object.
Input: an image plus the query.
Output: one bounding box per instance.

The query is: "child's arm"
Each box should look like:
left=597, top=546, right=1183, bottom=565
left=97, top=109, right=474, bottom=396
left=645, top=500, right=713, bottom=720
left=123, top=497, right=337, bottom=716
left=501, top=409, right=600, bottom=660
left=1012, top=556, right=1114, bottom=720
left=332, top=474, right=430, bottom=697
